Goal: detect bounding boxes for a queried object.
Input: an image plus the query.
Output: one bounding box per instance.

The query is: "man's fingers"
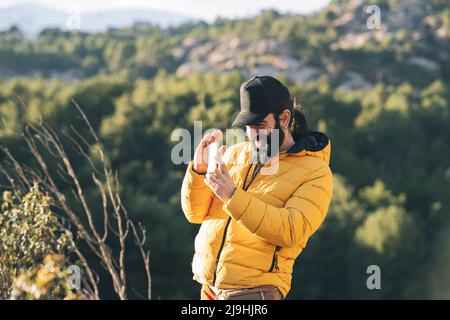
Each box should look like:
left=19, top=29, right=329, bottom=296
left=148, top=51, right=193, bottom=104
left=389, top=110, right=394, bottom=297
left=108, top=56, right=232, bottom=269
left=202, top=130, right=222, bottom=149
left=204, top=177, right=218, bottom=191
left=218, top=145, right=227, bottom=158
left=207, top=174, right=222, bottom=185
left=215, top=145, right=227, bottom=174
left=209, top=131, right=217, bottom=143
left=213, top=130, right=223, bottom=143
left=207, top=171, right=220, bottom=179
left=213, top=160, right=223, bottom=175
left=205, top=178, right=213, bottom=188
left=215, top=156, right=228, bottom=177
left=201, top=133, right=212, bottom=147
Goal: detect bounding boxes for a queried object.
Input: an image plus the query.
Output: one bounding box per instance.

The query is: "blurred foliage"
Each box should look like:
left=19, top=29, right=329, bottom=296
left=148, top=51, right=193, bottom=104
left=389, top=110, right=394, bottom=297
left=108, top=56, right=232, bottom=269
left=10, top=254, right=84, bottom=300
left=0, top=185, right=78, bottom=299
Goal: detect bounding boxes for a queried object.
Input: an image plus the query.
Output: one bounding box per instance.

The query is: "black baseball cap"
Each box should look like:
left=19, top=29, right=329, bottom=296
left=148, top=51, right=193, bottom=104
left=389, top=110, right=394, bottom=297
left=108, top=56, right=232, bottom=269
left=232, top=75, right=291, bottom=127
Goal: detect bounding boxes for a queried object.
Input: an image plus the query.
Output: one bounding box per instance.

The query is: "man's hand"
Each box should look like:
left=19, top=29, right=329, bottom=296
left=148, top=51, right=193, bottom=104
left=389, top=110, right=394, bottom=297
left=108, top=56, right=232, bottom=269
left=193, top=130, right=222, bottom=174
left=204, top=145, right=237, bottom=202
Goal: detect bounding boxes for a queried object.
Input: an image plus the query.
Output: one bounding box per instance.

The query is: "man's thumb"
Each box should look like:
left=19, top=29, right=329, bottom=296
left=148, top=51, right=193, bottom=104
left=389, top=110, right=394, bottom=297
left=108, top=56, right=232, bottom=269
left=218, top=145, right=227, bottom=160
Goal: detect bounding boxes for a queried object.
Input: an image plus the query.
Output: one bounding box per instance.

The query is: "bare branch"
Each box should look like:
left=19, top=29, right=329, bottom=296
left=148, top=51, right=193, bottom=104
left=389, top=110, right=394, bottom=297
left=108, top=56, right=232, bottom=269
left=0, top=99, right=152, bottom=300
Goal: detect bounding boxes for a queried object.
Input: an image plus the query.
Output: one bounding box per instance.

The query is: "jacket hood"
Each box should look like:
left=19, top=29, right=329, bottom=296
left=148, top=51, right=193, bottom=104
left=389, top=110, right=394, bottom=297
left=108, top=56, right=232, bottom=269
left=286, top=131, right=331, bottom=165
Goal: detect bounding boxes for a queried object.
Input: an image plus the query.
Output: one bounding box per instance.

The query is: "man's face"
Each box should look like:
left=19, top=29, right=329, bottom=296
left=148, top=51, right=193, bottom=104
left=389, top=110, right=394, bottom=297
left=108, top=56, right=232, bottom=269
left=246, top=114, right=275, bottom=147
left=246, top=113, right=284, bottom=161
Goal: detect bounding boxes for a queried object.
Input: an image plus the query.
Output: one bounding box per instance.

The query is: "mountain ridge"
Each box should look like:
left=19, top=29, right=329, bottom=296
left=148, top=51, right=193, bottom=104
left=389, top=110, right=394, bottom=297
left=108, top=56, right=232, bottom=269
left=0, top=2, right=196, bottom=37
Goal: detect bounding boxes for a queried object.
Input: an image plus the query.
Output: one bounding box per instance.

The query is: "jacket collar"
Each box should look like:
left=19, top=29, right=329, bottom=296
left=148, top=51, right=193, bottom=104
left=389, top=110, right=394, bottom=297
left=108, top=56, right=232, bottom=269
left=285, top=131, right=331, bottom=165
left=287, top=131, right=329, bottom=153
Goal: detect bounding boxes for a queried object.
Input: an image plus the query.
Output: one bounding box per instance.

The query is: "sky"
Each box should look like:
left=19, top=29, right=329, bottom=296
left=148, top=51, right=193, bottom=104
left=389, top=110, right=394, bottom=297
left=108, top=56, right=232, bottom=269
left=0, top=0, right=330, bottom=21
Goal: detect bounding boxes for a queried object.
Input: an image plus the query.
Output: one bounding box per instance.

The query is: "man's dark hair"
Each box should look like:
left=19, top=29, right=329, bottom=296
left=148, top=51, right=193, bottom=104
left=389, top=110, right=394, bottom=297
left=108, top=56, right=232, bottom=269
left=275, top=97, right=308, bottom=141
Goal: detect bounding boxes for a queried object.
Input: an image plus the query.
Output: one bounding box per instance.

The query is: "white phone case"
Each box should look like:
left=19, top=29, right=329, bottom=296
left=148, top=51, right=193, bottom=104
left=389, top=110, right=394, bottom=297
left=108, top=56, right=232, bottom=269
left=207, top=142, right=219, bottom=173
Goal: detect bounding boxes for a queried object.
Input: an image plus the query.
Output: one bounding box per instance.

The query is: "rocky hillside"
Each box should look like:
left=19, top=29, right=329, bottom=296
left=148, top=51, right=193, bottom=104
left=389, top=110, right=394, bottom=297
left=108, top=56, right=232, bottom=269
left=171, top=0, right=449, bottom=89
left=173, top=36, right=322, bottom=84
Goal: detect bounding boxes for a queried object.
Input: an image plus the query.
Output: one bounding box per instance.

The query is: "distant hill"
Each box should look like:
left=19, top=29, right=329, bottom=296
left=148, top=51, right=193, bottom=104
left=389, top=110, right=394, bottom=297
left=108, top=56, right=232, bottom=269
left=0, top=3, right=196, bottom=37
left=0, top=0, right=448, bottom=89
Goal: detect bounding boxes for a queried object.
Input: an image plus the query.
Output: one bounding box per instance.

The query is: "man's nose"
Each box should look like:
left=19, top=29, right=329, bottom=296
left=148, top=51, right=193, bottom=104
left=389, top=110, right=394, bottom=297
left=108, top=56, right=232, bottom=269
left=247, top=127, right=269, bottom=140
left=247, top=126, right=259, bottom=139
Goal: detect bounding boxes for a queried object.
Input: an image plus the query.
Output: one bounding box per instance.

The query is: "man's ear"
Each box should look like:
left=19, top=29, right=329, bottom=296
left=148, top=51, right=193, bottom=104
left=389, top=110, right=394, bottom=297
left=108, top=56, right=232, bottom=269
left=280, top=109, right=291, bottom=128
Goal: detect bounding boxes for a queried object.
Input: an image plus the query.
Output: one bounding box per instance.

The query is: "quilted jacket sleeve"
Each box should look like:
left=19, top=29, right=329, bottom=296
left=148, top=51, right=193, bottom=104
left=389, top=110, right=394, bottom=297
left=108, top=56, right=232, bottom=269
left=222, top=164, right=333, bottom=248
left=181, top=161, right=214, bottom=224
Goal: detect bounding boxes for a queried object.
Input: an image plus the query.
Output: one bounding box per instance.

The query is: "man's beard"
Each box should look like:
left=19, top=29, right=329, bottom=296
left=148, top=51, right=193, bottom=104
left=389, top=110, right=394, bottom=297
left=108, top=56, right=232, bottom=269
left=251, top=117, right=285, bottom=164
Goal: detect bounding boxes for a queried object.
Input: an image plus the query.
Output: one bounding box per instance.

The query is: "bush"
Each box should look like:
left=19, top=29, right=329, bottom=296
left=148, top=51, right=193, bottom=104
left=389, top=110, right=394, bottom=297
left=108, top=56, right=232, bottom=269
left=0, top=185, right=79, bottom=299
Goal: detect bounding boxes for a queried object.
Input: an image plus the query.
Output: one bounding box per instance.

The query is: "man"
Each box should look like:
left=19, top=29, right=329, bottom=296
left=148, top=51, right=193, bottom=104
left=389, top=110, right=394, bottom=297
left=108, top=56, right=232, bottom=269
left=181, top=75, right=333, bottom=300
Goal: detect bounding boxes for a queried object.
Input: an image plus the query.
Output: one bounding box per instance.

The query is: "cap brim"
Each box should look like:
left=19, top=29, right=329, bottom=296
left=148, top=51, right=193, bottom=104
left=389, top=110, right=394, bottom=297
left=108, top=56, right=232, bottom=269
left=231, top=112, right=269, bottom=127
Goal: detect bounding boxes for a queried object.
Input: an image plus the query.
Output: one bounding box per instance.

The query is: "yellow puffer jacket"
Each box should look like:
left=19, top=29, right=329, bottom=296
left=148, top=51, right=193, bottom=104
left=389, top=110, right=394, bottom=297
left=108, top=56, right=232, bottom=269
left=181, top=131, right=333, bottom=298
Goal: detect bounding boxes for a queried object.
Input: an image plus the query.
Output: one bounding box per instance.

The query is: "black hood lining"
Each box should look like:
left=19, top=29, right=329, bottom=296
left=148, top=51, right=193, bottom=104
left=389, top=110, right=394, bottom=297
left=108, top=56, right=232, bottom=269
left=287, top=131, right=329, bottom=154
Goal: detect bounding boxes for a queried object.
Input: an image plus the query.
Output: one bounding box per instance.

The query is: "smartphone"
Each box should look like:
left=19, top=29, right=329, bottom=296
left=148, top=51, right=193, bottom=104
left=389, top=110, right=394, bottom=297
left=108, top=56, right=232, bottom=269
left=207, top=142, right=219, bottom=173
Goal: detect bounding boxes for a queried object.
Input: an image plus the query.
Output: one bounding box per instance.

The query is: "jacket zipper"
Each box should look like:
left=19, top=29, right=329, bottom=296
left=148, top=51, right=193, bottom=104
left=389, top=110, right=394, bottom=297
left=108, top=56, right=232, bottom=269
left=212, top=216, right=232, bottom=286
left=212, top=163, right=261, bottom=286
left=268, top=246, right=281, bottom=272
